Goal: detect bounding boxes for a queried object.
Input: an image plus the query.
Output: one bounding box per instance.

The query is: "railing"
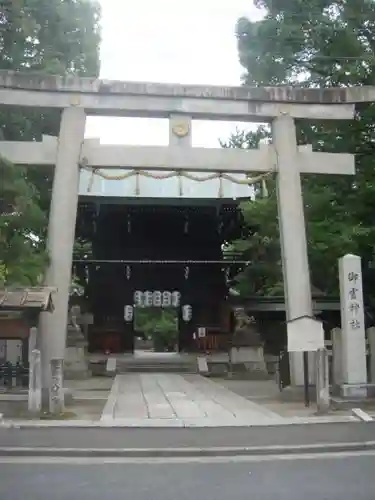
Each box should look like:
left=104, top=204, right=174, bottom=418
left=325, top=338, right=371, bottom=385
left=0, top=362, right=29, bottom=389
left=275, top=337, right=372, bottom=391
left=195, top=333, right=230, bottom=352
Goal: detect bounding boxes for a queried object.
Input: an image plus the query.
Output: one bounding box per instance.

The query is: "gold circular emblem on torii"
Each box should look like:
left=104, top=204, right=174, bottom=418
left=70, top=95, right=81, bottom=106
left=172, top=121, right=190, bottom=138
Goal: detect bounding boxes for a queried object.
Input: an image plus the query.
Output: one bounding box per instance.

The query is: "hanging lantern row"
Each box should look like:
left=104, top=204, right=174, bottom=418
left=133, top=290, right=181, bottom=308
left=124, top=302, right=192, bottom=322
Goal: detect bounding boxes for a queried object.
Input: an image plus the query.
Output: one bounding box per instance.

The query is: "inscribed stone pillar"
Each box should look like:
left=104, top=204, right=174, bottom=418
left=272, top=114, right=313, bottom=386
left=338, top=254, right=367, bottom=397
left=367, top=327, right=375, bottom=383
left=49, top=358, right=64, bottom=414
left=38, top=106, right=86, bottom=409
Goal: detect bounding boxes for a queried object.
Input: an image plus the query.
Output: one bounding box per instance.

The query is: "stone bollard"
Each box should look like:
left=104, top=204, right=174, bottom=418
left=49, top=358, right=64, bottom=415
left=28, top=349, right=42, bottom=415
left=316, top=348, right=330, bottom=414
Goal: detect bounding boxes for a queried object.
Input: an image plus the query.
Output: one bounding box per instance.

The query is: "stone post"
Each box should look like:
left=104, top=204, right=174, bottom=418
left=38, top=106, right=86, bottom=410
left=331, top=327, right=343, bottom=388
left=49, top=358, right=64, bottom=414
left=338, top=254, right=367, bottom=397
left=367, top=327, right=375, bottom=383
left=316, top=348, right=330, bottom=414
left=28, top=349, right=42, bottom=415
left=272, top=115, right=313, bottom=386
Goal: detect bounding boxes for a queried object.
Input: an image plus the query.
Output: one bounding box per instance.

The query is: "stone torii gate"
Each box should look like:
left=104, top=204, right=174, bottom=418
left=0, top=71, right=370, bottom=410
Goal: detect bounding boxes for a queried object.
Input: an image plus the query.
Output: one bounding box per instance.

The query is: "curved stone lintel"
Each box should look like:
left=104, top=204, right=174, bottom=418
left=0, top=71, right=357, bottom=121
left=0, top=70, right=372, bottom=104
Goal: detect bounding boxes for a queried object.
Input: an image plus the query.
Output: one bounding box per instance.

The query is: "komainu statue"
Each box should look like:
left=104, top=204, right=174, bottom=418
left=230, top=307, right=269, bottom=379
left=65, top=303, right=90, bottom=380
left=67, top=304, right=83, bottom=342
left=232, top=307, right=263, bottom=348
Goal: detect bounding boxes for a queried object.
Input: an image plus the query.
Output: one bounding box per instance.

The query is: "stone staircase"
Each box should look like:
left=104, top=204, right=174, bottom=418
left=117, top=352, right=198, bottom=374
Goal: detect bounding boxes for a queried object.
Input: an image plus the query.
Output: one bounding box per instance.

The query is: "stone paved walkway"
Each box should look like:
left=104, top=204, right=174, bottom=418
left=101, top=374, right=283, bottom=427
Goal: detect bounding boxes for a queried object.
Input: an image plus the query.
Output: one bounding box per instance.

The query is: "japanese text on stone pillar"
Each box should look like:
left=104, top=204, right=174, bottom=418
left=347, top=271, right=363, bottom=331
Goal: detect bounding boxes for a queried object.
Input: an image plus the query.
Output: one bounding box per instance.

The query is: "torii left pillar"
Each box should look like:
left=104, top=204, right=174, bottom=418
left=39, top=106, right=86, bottom=411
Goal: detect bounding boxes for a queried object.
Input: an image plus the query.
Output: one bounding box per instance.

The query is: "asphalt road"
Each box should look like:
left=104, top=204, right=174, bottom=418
left=1, top=422, right=375, bottom=450
left=1, top=453, right=375, bottom=500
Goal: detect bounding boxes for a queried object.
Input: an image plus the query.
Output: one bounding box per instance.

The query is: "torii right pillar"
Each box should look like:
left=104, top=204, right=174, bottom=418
left=272, top=113, right=354, bottom=386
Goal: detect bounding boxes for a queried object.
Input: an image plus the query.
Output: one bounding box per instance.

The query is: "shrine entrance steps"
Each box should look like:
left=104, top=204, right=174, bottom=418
left=116, top=351, right=198, bottom=374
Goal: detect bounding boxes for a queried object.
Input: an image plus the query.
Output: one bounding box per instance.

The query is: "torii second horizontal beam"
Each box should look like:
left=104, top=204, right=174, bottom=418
left=0, top=137, right=355, bottom=175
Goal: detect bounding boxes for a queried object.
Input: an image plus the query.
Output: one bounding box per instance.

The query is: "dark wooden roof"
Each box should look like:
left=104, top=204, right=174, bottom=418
left=0, top=287, right=56, bottom=312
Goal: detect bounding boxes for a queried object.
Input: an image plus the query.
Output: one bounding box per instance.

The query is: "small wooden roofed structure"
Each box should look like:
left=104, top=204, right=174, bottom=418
left=228, top=286, right=340, bottom=313
left=0, top=287, right=56, bottom=313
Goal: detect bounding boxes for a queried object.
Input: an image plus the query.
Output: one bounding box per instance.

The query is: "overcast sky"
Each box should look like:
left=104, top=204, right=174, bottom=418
left=85, top=0, right=264, bottom=146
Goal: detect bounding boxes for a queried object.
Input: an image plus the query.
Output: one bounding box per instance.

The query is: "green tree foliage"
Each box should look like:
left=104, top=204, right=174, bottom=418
left=0, top=0, right=101, bottom=286
left=135, top=308, right=178, bottom=351
left=229, top=0, right=375, bottom=300
left=0, top=156, right=48, bottom=286
left=0, top=0, right=101, bottom=140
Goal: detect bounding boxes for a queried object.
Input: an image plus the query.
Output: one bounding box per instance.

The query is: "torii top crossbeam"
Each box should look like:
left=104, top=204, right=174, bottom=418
left=0, top=70, right=373, bottom=120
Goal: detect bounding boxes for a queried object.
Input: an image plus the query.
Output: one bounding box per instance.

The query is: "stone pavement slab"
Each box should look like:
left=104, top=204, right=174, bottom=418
left=67, top=377, right=113, bottom=392
left=114, top=375, right=148, bottom=419
left=101, top=373, right=282, bottom=426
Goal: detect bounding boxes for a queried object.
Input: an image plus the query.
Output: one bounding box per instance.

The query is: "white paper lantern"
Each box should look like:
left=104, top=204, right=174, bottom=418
left=153, top=291, right=162, bottom=307
left=134, top=290, right=143, bottom=307
left=124, top=305, right=134, bottom=322
left=182, top=304, right=192, bottom=322
left=171, top=291, right=181, bottom=307
left=144, top=290, right=153, bottom=307
left=162, top=291, right=172, bottom=307
left=198, top=327, right=206, bottom=338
